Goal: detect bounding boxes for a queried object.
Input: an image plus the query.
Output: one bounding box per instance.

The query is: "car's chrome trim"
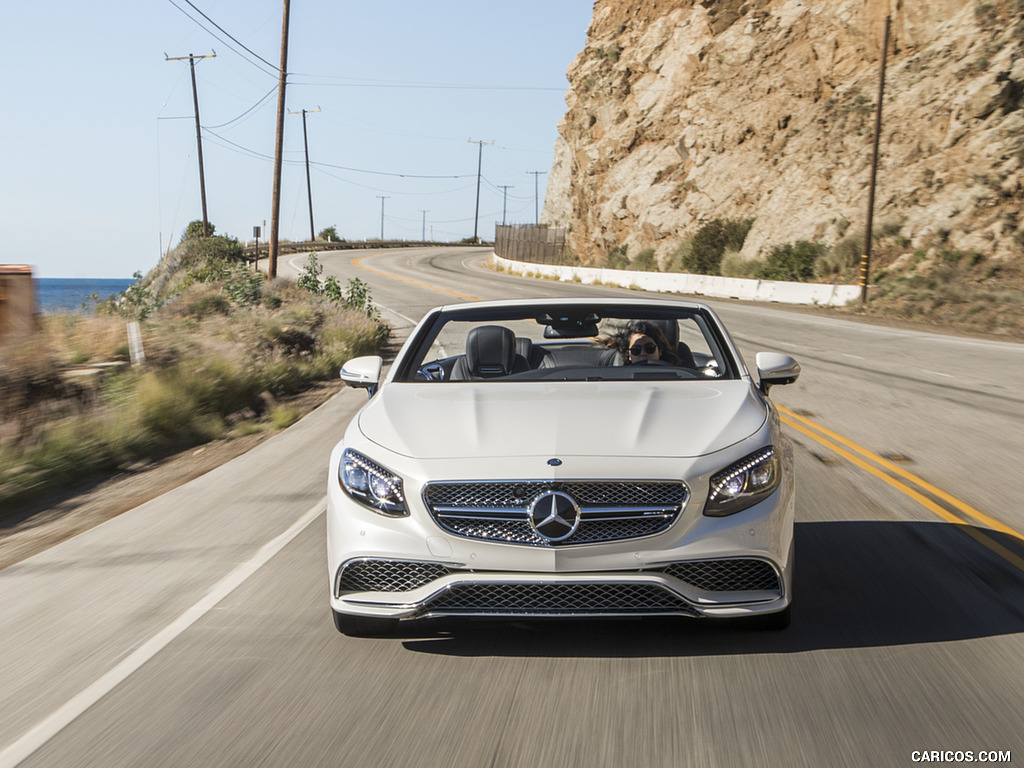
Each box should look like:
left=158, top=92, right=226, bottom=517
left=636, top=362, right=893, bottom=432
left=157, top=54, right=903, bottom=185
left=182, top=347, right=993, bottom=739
left=422, top=478, right=688, bottom=547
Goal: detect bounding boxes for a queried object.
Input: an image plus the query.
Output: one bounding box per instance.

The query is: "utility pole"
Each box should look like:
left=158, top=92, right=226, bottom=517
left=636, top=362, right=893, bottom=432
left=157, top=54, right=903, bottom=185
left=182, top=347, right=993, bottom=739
left=497, top=185, right=513, bottom=225
left=527, top=171, right=547, bottom=225
left=468, top=139, right=493, bottom=243
left=377, top=196, right=389, bottom=240
left=419, top=210, right=429, bottom=241
left=289, top=107, right=321, bottom=242
left=165, top=51, right=216, bottom=237
left=268, top=0, right=291, bottom=278
left=860, top=15, right=891, bottom=304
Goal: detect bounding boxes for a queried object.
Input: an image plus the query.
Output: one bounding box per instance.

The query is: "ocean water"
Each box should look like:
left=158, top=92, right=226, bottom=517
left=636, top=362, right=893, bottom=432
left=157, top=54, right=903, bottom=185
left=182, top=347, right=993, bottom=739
left=35, top=278, right=136, bottom=313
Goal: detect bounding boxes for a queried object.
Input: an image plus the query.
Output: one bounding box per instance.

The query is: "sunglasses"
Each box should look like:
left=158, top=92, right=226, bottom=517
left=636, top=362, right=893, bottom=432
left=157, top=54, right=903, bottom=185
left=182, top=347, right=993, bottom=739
left=629, top=342, right=657, bottom=355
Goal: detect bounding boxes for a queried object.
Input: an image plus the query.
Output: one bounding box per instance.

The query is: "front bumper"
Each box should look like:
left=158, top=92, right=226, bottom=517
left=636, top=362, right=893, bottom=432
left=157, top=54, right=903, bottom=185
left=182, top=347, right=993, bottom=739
left=327, top=466, right=795, bottom=623
left=332, top=553, right=791, bottom=620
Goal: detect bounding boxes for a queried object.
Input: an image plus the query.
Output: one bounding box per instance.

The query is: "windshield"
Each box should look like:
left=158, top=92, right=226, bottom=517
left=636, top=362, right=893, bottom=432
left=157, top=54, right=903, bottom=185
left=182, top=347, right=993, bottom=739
left=395, top=303, right=739, bottom=383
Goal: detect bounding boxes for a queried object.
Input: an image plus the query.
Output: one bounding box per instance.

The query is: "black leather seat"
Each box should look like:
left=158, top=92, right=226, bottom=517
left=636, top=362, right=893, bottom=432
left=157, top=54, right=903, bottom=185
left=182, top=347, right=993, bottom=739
left=450, top=326, right=529, bottom=380
left=646, top=319, right=697, bottom=368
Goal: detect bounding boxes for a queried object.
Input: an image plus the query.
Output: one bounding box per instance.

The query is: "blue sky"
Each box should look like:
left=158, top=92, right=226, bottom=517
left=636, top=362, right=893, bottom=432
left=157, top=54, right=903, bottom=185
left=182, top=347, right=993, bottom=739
left=5, top=1, right=593, bottom=278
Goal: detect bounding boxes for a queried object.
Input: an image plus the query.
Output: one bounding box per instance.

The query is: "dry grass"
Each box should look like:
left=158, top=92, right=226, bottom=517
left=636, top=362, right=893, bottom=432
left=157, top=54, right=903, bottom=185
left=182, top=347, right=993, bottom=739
left=0, top=276, right=389, bottom=507
left=836, top=246, right=1024, bottom=338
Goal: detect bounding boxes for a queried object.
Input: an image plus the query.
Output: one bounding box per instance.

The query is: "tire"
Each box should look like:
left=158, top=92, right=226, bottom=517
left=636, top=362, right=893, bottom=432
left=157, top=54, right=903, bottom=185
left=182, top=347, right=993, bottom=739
left=332, top=609, right=401, bottom=637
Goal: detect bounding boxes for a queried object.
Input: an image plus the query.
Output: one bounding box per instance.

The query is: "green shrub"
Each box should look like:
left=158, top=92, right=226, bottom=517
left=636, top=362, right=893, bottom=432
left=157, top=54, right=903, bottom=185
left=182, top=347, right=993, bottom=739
left=182, top=220, right=215, bottom=241
left=182, top=291, right=232, bottom=319
left=632, top=248, right=658, bottom=272
left=176, top=236, right=245, bottom=273
left=605, top=245, right=630, bottom=269
left=224, top=269, right=264, bottom=307
left=816, top=237, right=863, bottom=278
left=270, top=405, right=300, bottom=430
left=298, top=254, right=324, bottom=294
left=671, top=218, right=754, bottom=275
left=757, top=241, right=825, bottom=281
left=720, top=251, right=761, bottom=279
left=119, top=272, right=159, bottom=320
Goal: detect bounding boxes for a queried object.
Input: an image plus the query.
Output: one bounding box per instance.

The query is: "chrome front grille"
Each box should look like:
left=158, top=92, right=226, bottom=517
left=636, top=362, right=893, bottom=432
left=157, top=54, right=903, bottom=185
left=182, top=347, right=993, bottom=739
left=422, top=480, right=686, bottom=546
left=423, top=583, right=698, bottom=616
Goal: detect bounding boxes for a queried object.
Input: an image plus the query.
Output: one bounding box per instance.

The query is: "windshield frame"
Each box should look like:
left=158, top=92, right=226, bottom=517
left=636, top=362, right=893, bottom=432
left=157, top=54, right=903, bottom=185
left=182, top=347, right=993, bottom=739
left=390, top=300, right=744, bottom=384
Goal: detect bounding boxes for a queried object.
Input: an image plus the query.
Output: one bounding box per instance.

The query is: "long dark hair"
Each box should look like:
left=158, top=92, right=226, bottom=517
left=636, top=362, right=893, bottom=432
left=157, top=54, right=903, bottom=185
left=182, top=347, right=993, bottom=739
left=609, top=320, right=681, bottom=365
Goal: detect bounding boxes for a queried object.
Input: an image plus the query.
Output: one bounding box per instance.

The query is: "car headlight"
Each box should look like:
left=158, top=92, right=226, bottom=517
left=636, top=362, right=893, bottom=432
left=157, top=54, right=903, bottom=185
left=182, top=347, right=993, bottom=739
left=704, top=447, right=780, bottom=517
left=339, top=449, right=408, bottom=517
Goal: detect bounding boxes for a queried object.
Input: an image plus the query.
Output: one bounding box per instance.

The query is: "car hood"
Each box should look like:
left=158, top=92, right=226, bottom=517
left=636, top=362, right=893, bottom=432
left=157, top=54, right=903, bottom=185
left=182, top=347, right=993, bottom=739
left=357, top=381, right=767, bottom=459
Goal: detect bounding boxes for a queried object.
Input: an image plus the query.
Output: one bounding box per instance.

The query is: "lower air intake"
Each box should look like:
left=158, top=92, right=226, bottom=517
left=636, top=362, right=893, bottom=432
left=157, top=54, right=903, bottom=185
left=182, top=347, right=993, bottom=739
left=422, top=582, right=698, bottom=616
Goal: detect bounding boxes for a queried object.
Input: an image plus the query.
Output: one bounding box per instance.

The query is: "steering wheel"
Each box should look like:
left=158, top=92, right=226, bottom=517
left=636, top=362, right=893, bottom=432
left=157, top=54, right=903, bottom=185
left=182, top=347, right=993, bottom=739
left=630, top=359, right=674, bottom=367
left=416, top=362, right=446, bottom=381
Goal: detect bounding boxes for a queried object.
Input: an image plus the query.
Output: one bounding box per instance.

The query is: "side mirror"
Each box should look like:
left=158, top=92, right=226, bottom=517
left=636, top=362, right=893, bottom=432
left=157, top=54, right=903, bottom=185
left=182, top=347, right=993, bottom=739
left=755, top=352, right=800, bottom=394
left=340, top=356, right=383, bottom=398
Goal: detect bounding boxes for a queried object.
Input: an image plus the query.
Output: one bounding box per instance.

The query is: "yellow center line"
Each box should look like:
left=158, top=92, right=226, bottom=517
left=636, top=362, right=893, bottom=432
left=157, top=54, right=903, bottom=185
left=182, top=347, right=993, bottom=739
left=352, top=253, right=480, bottom=301
left=779, top=409, right=1024, bottom=572
left=778, top=405, right=1020, bottom=540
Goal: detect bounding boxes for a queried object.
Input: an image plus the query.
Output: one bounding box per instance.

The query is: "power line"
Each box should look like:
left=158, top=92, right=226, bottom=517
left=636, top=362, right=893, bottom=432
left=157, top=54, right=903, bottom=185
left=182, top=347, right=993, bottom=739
left=200, top=129, right=480, bottom=187
left=288, top=75, right=564, bottom=92
left=166, top=0, right=279, bottom=77
left=204, top=86, right=277, bottom=129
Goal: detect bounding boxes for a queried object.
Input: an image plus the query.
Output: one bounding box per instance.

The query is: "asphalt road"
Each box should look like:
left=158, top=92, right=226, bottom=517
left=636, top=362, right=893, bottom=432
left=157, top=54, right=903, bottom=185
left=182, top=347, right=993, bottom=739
left=2, top=247, right=1023, bottom=768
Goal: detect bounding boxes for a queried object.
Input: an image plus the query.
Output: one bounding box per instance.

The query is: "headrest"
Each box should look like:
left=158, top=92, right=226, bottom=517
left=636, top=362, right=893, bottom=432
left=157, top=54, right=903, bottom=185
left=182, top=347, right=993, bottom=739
left=646, top=319, right=678, bottom=349
left=465, top=325, right=517, bottom=377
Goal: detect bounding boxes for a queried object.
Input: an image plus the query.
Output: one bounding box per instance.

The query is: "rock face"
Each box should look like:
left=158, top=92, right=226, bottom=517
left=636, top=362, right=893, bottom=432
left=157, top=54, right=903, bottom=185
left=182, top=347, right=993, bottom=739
left=544, top=0, right=1024, bottom=267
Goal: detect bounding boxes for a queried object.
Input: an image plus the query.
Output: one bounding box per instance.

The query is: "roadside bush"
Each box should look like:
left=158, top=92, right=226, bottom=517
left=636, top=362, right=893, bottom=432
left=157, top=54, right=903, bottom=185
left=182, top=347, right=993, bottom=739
left=757, top=240, right=825, bottom=281
left=175, top=235, right=246, bottom=273
left=632, top=248, right=658, bottom=272
left=298, top=253, right=325, bottom=294
left=223, top=268, right=264, bottom=307
left=181, top=220, right=215, bottom=241
left=816, top=237, right=862, bottom=278
left=669, top=218, right=755, bottom=275
left=719, top=251, right=761, bottom=279
left=605, top=245, right=630, bottom=269
left=177, top=288, right=232, bottom=319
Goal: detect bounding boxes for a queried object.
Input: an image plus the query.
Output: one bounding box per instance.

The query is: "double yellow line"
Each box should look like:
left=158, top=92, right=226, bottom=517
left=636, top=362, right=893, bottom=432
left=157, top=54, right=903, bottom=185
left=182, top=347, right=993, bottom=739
left=779, top=406, right=1024, bottom=572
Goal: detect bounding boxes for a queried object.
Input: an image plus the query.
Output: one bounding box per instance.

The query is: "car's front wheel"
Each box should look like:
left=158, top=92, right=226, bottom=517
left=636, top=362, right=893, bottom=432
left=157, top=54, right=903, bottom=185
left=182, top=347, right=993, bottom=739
left=332, top=609, right=401, bottom=637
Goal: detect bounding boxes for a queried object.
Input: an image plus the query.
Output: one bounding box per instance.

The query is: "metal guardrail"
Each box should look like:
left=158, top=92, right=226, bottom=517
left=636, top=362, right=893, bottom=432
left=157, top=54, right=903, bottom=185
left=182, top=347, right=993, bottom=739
left=241, top=240, right=485, bottom=260
left=494, top=225, right=568, bottom=265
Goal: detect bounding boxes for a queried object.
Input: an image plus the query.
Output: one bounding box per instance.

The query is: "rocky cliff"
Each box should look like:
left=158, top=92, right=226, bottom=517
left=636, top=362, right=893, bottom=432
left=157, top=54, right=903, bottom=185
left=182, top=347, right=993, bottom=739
left=544, top=0, right=1024, bottom=272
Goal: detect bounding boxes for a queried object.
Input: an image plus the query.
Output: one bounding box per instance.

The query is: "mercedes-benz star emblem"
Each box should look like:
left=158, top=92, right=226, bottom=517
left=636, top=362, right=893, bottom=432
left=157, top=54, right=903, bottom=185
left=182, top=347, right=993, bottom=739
left=528, top=491, right=581, bottom=543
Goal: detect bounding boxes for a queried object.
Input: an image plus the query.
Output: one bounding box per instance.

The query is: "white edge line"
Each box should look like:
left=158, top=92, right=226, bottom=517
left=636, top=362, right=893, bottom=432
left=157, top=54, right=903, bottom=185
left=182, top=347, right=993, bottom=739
left=0, top=498, right=326, bottom=768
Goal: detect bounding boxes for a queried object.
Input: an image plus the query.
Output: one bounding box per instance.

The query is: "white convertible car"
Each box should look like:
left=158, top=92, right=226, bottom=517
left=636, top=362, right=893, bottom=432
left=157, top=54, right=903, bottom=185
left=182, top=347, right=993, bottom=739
left=328, top=298, right=799, bottom=636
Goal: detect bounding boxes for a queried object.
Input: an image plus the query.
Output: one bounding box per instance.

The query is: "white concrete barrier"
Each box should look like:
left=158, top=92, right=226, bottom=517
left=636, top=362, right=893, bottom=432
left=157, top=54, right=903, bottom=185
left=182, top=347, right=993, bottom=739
left=491, top=254, right=860, bottom=307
